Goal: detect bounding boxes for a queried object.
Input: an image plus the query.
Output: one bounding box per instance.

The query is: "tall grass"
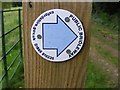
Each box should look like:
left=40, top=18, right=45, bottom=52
left=1, top=7, right=24, bottom=88
left=85, top=11, right=118, bottom=88
left=92, top=11, right=118, bottom=33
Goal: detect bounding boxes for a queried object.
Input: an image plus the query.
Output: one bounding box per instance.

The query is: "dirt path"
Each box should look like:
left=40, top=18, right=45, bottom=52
left=91, top=37, right=118, bottom=58
left=89, top=36, right=118, bottom=85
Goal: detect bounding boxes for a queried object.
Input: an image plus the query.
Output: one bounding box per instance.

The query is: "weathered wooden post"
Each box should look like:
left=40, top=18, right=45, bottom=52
left=23, top=1, right=92, bottom=88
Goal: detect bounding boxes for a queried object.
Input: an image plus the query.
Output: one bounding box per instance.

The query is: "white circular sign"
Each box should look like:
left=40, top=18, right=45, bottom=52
left=31, top=9, right=85, bottom=62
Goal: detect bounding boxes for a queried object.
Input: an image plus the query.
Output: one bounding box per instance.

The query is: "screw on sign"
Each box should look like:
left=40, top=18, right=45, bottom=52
left=31, top=9, right=85, bottom=62
left=23, top=2, right=92, bottom=88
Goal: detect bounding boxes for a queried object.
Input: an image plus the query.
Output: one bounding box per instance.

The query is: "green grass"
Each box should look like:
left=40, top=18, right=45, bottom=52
left=8, top=63, right=24, bottom=88
left=1, top=7, right=24, bottom=88
left=91, top=22, right=119, bottom=51
left=0, top=63, right=2, bottom=89
left=85, top=59, right=116, bottom=88
left=95, top=45, right=118, bottom=66
left=91, top=19, right=118, bottom=66
left=85, top=12, right=118, bottom=88
left=92, top=12, right=118, bottom=33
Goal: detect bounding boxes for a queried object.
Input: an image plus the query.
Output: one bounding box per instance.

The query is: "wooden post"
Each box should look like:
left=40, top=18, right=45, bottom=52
left=23, top=2, right=92, bottom=88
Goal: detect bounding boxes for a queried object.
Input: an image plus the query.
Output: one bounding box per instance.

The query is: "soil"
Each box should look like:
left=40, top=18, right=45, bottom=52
left=89, top=36, right=118, bottom=85
left=91, top=37, right=118, bottom=58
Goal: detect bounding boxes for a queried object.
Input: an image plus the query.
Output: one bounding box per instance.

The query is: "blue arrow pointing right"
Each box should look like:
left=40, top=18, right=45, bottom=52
left=42, top=15, right=78, bottom=57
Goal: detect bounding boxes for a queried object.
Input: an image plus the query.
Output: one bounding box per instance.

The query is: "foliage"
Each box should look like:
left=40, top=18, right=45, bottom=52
left=93, top=2, right=119, bottom=15
left=1, top=2, right=22, bottom=9
left=92, top=3, right=119, bottom=32
left=1, top=8, right=23, bottom=88
left=12, top=2, right=22, bottom=7
left=85, top=59, right=115, bottom=88
left=91, top=22, right=118, bottom=50
left=85, top=3, right=119, bottom=87
left=2, top=2, right=12, bottom=9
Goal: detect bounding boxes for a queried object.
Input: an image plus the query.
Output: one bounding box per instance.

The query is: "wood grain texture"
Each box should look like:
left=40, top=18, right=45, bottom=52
left=22, top=2, right=92, bottom=88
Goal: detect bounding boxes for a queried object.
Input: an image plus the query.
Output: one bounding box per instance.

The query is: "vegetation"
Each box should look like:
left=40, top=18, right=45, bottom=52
left=2, top=2, right=22, bottom=9
left=92, top=2, right=119, bottom=32
left=85, top=59, right=114, bottom=88
left=0, top=2, right=119, bottom=88
left=0, top=6, right=24, bottom=88
left=85, top=2, right=118, bottom=88
left=85, top=21, right=118, bottom=88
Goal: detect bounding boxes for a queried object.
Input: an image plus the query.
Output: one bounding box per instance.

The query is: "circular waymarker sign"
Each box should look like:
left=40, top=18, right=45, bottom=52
left=31, top=9, right=85, bottom=62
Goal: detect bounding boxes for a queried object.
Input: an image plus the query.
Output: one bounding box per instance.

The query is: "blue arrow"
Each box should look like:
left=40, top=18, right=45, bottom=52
left=42, top=15, right=77, bottom=57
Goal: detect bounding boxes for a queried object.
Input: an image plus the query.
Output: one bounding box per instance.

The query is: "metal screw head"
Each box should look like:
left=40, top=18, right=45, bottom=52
left=29, top=1, right=32, bottom=8
left=66, top=49, right=71, bottom=54
left=65, top=17, right=70, bottom=22
left=35, top=24, right=37, bottom=26
left=37, top=34, right=42, bottom=39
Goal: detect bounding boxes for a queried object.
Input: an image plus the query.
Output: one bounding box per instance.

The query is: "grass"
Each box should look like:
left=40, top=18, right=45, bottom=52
left=85, top=59, right=115, bottom=88
left=91, top=22, right=119, bottom=50
left=92, top=11, right=118, bottom=33
left=8, top=63, right=24, bottom=88
left=0, top=18, right=2, bottom=88
left=91, top=17, right=118, bottom=66
left=85, top=12, right=118, bottom=88
left=0, top=61, right=1, bottom=90
left=0, top=7, right=24, bottom=88
left=95, top=45, right=118, bottom=66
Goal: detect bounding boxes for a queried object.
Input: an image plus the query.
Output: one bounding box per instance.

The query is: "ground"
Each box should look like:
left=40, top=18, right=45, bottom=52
left=86, top=21, right=118, bottom=88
